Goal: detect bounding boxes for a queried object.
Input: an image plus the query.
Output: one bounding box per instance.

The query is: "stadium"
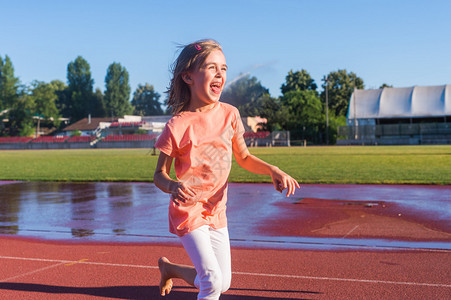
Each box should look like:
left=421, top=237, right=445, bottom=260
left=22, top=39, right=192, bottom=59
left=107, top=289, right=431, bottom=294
left=0, top=115, right=291, bottom=149
left=338, top=85, right=451, bottom=145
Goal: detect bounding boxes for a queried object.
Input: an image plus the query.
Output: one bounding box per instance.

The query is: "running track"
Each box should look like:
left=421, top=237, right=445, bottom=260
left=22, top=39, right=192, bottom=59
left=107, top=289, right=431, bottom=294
left=0, top=183, right=450, bottom=299
left=0, top=237, right=450, bottom=299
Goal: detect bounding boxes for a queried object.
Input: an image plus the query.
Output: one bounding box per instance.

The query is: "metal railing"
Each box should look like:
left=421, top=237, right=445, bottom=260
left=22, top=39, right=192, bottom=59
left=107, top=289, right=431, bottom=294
left=338, top=123, right=451, bottom=142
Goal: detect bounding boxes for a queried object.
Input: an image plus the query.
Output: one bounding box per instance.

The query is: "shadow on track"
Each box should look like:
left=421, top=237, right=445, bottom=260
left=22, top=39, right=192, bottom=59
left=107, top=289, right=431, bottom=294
left=0, top=282, right=321, bottom=299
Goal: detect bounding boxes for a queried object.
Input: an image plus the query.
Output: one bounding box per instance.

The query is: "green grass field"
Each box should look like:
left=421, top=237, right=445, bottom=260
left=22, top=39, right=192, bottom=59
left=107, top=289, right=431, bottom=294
left=0, top=145, right=450, bottom=184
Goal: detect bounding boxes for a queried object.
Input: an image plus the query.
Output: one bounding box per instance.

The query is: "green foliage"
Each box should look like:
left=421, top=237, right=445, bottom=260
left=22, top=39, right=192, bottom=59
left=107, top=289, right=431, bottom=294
left=7, top=94, right=34, bottom=136
left=0, top=55, right=22, bottom=135
left=277, top=69, right=328, bottom=144
left=71, top=130, right=82, bottom=137
left=321, top=69, right=364, bottom=117
left=380, top=83, right=393, bottom=88
left=281, top=69, right=317, bottom=95
left=220, top=74, right=269, bottom=116
left=280, top=90, right=323, bottom=143
left=131, top=83, right=163, bottom=116
left=67, top=56, right=94, bottom=92
left=30, top=80, right=61, bottom=127
left=282, top=90, right=322, bottom=125
left=65, top=56, right=105, bottom=121
left=93, top=87, right=106, bottom=116
left=254, top=94, right=289, bottom=131
left=67, top=56, right=93, bottom=120
left=6, top=80, right=65, bottom=136
left=104, top=62, right=132, bottom=117
left=18, top=123, right=35, bottom=137
left=326, top=114, right=347, bottom=144
left=0, top=55, right=20, bottom=111
left=135, top=129, right=147, bottom=135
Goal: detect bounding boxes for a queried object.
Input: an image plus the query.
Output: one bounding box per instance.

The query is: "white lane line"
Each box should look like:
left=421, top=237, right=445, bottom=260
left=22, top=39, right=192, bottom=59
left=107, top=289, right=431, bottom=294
left=0, top=262, right=66, bottom=282
left=342, top=225, right=359, bottom=238
left=233, top=271, right=451, bottom=288
left=0, top=255, right=158, bottom=269
left=1, top=255, right=449, bottom=288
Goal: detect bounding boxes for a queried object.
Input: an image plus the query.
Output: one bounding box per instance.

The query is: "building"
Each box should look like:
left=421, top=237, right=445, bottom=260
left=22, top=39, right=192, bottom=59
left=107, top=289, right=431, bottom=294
left=61, top=117, right=117, bottom=137
left=338, top=85, right=451, bottom=145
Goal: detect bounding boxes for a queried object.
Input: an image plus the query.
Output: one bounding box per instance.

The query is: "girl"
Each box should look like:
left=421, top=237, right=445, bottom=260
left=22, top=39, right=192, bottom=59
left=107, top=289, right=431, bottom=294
left=154, top=39, right=299, bottom=299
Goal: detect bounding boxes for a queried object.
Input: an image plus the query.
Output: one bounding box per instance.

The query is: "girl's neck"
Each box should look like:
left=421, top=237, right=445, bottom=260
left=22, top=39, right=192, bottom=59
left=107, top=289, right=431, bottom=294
left=187, top=100, right=218, bottom=113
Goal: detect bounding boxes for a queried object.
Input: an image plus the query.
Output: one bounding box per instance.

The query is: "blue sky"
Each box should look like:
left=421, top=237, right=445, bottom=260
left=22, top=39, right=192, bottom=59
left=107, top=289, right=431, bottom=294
left=2, top=0, right=450, bottom=99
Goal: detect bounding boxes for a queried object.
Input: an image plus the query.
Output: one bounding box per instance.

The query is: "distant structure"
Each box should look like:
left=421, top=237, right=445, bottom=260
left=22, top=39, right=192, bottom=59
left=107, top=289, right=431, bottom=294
left=62, top=117, right=118, bottom=137
left=0, top=114, right=287, bottom=150
left=338, top=85, right=451, bottom=145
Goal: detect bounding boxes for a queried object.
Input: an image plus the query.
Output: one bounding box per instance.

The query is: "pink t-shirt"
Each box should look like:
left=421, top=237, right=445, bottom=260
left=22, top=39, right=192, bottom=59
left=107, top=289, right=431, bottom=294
left=155, top=102, right=245, bottom=237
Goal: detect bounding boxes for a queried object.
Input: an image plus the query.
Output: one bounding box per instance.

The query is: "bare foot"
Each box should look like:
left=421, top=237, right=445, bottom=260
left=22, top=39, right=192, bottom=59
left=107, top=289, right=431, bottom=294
left=158, top=257, right=173, bottom=296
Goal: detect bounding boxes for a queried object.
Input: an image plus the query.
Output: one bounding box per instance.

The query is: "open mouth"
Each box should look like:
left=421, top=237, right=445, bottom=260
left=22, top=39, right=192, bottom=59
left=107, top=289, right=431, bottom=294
left=210, top=82, right=222, bottom=94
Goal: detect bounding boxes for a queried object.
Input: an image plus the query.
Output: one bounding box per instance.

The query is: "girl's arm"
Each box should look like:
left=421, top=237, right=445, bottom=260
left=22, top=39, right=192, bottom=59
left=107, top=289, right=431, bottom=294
left=232, top=134, right=300, bottom=197
left=154, top=151, right=196, bottom=205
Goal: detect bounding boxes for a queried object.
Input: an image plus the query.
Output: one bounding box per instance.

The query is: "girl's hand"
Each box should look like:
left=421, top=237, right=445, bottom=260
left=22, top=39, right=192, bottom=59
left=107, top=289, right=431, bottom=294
left=171, top=181, right=197, bottom=206
left=270, top=167, right=300, bottom=197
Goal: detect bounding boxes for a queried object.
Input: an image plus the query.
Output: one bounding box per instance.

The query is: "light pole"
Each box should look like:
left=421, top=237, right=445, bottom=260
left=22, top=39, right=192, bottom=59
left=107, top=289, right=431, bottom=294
left=353, top=84, right=357, bottom=140
left=325, top=76, right=329, bottom=145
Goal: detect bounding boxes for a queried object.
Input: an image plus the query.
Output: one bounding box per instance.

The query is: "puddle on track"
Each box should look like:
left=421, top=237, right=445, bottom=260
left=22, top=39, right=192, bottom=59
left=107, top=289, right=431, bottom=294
left=0, top=181, right=449, bottom=251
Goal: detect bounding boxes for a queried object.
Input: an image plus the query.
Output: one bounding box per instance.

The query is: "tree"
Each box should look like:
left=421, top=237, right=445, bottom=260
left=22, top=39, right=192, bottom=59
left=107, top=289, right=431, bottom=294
left=327, top=114, right=347, bottom=145
left=0, top=55, right=20, bottom=112
left=0, top=55, right=23, bottom=136
left=281, top=90, right=323, bottom=143
left=281, top=69, right=317, bottom=95
left=220, top=74, right=269, bottom=116
left=67, top=56, right=94, bottom=120
left=131, top=83, right=163, bottom=116
left=93, top=87, right=106, bottom=117
left=255, top=94, right=290, bottom=132
left=29, top=80, right=61, bottom=136
left=104, top=62, right=132, bottom=117
left=65, top=56, right=104, bottom=121
left=380, top=83, right=393, bottom=89
left=7, top=92, right=34, bottom=137
left=320, top=69, right=364, bottom=117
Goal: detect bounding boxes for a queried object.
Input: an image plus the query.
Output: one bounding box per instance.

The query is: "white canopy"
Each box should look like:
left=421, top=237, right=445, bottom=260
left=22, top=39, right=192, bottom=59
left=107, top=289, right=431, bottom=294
left=348, top=85, right=451, bottom=120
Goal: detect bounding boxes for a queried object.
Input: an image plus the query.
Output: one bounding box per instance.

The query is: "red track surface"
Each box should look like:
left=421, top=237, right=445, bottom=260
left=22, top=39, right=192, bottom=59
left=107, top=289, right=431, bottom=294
left=0, top=236, right=450, bottom=299
left=0, top=183, right=450, bottom=298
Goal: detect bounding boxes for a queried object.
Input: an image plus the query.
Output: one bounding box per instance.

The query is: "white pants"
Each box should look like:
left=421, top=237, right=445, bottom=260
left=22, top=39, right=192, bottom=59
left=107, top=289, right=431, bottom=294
left=180, top=225, right=231, bottom=300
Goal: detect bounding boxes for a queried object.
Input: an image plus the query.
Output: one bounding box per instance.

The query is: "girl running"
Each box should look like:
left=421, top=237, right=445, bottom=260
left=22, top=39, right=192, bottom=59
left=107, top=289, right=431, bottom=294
left=154, top=39, right=299, bottom=299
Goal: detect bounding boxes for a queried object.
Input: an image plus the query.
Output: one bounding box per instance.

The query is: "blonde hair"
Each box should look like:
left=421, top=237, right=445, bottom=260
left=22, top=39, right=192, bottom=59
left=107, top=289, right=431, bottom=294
left=166, top=39, right=223, bottom=115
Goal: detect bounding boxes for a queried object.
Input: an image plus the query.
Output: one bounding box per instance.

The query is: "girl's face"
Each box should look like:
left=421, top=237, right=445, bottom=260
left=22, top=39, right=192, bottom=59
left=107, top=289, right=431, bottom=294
left=186, top=49, right=227, bottom=108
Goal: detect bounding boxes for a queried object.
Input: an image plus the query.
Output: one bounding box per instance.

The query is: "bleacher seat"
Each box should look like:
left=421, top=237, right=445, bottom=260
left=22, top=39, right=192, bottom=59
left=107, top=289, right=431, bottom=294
left=243, top=131, right=270, bottom=139
left=31, top=136, right=70, bottom=143
left=0, top=137, right=33, bottom=143
left=67, top=136, right=95, bottom=143
left=102, top=134, right=157, bottom=142
left=109, top=121, right=146, bottom=128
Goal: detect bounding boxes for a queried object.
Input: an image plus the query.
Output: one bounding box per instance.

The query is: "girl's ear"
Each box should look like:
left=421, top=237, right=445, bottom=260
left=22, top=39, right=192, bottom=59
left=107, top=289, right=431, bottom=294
left=182, top=73, right=193, bottom=85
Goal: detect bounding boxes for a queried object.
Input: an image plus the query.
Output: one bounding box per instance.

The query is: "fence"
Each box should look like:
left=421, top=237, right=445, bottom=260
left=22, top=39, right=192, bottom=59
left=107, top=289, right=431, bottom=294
left=0, top=134, right=158, bottom=150
left=243, top=131, right=291, bottom=147
left=337, top=123, right=451, bottom=145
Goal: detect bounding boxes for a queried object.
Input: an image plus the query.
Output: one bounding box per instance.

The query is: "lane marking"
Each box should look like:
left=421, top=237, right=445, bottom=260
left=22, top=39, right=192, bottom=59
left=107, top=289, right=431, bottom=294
left=232, top=271, right=451, bottom=288
left=0, top=255, right=449, bottom=288
left=342, top=225, right=359, bottom=238
left=65, top=258, right=89, bottom=266
left=0, top=256, right=158, bottom=269
left=232, top=239, right=451, bottom=252
left=0, top=262, right=66, bottom=282
left=7, top=228, right=451, bottom=251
